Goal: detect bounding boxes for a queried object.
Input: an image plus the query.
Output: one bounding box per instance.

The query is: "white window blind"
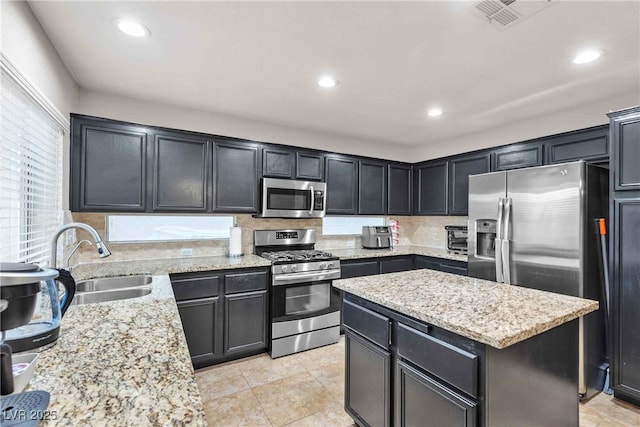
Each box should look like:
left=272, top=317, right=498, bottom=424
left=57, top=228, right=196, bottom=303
left=0, top=67, right=64, bottom=264
left=107, top=215, right=235, bottom=242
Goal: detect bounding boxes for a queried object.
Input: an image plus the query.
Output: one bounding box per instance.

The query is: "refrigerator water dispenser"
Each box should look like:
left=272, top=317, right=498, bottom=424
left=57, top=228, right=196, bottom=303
left=476, top=220, right=496, bottom=258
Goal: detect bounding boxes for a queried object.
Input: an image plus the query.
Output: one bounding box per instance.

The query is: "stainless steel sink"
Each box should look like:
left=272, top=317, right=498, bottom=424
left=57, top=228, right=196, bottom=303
left=76, top=275, right=152, bottom=292
left=72, top=287, right=152, bottom=305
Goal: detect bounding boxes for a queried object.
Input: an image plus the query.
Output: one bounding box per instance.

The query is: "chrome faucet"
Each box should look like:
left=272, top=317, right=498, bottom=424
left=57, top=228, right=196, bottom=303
left=50, top=223, right=111, bottom=268
left=64, top=240, right=93, bottom=272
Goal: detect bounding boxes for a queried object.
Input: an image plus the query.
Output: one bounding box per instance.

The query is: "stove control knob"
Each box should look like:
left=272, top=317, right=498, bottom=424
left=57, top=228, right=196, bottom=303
left=327, top=262, right=334, bottom=269
left=291, top=265, right=298, bottom=272
left=319, top=262, right=327, bottom=269
left=281, top=265, right=290, bottom=273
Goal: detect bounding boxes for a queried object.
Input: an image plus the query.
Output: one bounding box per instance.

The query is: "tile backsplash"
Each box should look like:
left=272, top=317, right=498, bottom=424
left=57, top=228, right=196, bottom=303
left=63, top=212, right=467, bottom=266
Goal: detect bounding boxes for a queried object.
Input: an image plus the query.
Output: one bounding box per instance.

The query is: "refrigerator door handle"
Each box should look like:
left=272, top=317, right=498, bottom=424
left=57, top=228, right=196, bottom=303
left=495, top=198, right=505, bottom=283
left=502, top=197, right=512, bottom=284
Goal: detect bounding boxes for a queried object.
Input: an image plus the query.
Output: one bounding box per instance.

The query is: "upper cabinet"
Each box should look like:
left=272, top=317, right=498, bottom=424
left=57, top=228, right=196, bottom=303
left=152, top=130, right=210, bottom=212
left=358, top=160, right=387, bottom=215
left=413, top=161, right=448, bottom=215
left=70, top=116, right=148, bottom=212
left=545, top=125, right=609, bottom=165
left=492, top=142, right=542, bottom=171
left=296, top=152, right=324, bottom=181
left=262, top=147, right=294, bottom=179
left=449, top=153, right=490, bottom=215
left=387, top=164, right=412, bottom=215
left=213, top=141, right=260, bottom=213
left=326, top=155, right=358, bottom=215
left=610, top=111, right=640, bottom=191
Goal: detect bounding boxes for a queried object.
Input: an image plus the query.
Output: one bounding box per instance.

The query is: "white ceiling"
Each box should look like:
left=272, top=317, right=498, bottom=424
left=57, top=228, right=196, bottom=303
left=28, top=1, right=640, bottom=148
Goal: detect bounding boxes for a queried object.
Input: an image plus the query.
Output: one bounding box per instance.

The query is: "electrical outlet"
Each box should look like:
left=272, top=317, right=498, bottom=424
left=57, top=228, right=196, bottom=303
left=180, top=248, right=193, bottom=257
left=346, top=241, right=355, bottom=248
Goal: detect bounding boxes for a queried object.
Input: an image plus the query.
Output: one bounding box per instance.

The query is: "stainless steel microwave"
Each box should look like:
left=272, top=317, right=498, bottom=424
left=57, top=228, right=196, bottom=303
left=258, top=178, right=326, bottom=218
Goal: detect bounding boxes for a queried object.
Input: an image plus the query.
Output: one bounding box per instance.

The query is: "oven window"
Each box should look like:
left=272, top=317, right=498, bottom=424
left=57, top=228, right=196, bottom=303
left=267, top=188, right=311, bottom=210
left=285, top=283, right=330, bottom=315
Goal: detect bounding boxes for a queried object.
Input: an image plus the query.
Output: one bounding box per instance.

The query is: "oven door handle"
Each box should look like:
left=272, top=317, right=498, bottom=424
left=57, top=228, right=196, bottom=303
left=272, top=269, right=341, bottom=286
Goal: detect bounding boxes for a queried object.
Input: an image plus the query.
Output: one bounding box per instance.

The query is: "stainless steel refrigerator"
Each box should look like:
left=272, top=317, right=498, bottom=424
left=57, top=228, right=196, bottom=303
left=468, top=160, right=608, bottom=400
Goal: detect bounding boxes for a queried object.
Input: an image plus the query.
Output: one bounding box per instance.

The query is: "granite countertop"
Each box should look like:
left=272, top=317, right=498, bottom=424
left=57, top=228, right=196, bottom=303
left=333, top=269, right=598, bottom=349
left=71, top=254, right=272, bottom=281
left=329, top=245, right=467, bottom=262
left=24, top=275, right=207, bottom=426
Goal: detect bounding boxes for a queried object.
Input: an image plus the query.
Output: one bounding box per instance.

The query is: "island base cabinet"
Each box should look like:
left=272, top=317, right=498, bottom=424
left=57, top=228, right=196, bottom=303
left=395, top=360, right=476, bottom=427
left=345, top=331, right=391, bottom=427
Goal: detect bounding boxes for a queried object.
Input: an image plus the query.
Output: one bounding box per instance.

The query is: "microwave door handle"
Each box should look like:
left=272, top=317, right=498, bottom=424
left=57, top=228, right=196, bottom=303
left=376, top=237, right=381, bottom=247
left=309, top=186, right=315, bottom=215
left=502, top=198, right=512, bottom=284
left=495, top=198, right=505, bottom=283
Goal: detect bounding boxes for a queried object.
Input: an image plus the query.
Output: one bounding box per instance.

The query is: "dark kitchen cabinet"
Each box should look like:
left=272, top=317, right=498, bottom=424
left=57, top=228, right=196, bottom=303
left=415, top=255, right=468, bottom=276
left=296, top=151, right=324, bottom=181
left=326, top=155, right=358, bottom=215
left=395, top=360, right=477, bottom=427
left=152, top=131, right=210, bottom=211
left=545, top=125, right=609, bottom=165
left=262, top=147, right=294, bottom=178
left=170, top=267, right=269, bottom=368
left=358, top=160, right=387, bottom=215
left=449, top=153, right=490, bottom=216
left=414, top=161, right=448, bottom=215
left=213, top=141, right=260, bottom=213
left=609, top=106, right=640, bottom=406
left=341, top=259, right=380, bottom=279
left=70, top=116, right=148, bottom=211
left=345, top=329, right=392, bottom=427
left=388, top=164, right=412, bottom=215
left=177, top=297, right=221, bottom=369
left=492, top=142, right=543, bottom=171
left=379, top=255, right=414, bottom=274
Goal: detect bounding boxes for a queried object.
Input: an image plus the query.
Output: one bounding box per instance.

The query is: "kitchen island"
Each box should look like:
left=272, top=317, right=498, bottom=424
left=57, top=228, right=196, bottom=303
left=333, top=269, right=599, bottom=427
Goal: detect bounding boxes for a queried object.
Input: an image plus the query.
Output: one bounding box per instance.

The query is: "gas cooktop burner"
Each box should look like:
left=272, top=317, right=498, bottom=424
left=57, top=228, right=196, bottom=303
left=260, top=249, right=337, bottom=263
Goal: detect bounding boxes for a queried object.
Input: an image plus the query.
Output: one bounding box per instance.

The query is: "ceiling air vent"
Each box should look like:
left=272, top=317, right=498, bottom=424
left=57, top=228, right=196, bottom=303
left=472, top=0, right=554, bottom=31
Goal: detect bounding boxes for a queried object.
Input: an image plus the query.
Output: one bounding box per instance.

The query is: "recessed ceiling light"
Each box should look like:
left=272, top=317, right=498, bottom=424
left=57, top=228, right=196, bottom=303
left=572, top=50, right=602, bottom=64
left=427, top=108, right=443, bottom=117
left=318, top=76, right=338, bottom=88
left=115, top=18, right=150, bottom=37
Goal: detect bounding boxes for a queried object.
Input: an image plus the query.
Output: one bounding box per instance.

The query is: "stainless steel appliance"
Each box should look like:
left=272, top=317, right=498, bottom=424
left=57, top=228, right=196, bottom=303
left=254, top=229, right=341, bottom=358
left=258, top=178, right=326, bottom=218
left=468, top=161, right=608, bottom=400
left=361, top=226, right=392, bottom=249
left=445, top=225, right=468, bottom=255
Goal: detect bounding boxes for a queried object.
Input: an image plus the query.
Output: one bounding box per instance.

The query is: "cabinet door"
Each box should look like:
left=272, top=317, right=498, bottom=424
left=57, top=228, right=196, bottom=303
left=224, top=290, right=268, bottom=355
left=213, top=141, right=260, bottom=212
left=71, top=118, right=147, bottom=211
left=152, top=132, right=209, bottom=211
left=545, top=125, right=609, bottom=165
left=380, top=256, right=414, bottom=273
left=359, top=161, right=387, bottom=214
left=177, top=297, right=221, bottom=368
left=449, top=153, right=490, bottom=215
left=263, top=147, right=294, bottom=178
left=345, top=331, right=391, bottom=427
left=326, top=156, right=358, bottom=214
left=388, top=164, right=412, bottom=215
left=438, top=262, right=468, bottom=276
left=613, top=199, right=640, bottom=403
left=396, top=360, right=476, bottom=427
left=414, top=162, right=448, bottom=215
left=341, top=260, right=380, bottom=278
left=296, top=152, right=324, bottom=181
left=611, top=112, right=640, bottom=191
left=492, top=143, right=542, bottom=171
left=415, top=256, right=441, bottom=271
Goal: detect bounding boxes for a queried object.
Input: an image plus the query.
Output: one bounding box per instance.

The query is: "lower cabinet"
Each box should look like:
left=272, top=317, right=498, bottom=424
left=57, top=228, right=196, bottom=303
left=379, top=256, right=414, bottom=273
left=345, top=330, right=392, bottom=427
left=396, top=360, right=477, bottom=427
left=341, top=259, right=381, bottom=279
left=415, top=255, right=468, bottom=276
left=171, top=267, right=269, bottom=368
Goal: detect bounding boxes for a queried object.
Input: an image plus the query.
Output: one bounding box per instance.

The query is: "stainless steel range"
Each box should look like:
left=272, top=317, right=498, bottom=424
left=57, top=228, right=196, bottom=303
left=254, top=229, right=341, bottom=358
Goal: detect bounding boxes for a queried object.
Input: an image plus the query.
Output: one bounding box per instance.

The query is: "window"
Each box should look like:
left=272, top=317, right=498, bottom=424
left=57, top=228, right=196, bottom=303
left=0, top=64, right=64, bottom=264
left=106, top=215, right=235, bottom=242
left=322, top=216, right=386, bottom=235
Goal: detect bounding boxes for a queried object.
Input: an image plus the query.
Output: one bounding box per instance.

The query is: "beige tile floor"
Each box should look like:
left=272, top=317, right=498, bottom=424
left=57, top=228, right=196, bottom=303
left=196, top=337, right=640, bottom=426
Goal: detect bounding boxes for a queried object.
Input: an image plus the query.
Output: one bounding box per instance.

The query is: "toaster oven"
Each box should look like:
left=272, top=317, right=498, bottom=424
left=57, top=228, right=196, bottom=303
left=445, top=225, right=468, bottom=255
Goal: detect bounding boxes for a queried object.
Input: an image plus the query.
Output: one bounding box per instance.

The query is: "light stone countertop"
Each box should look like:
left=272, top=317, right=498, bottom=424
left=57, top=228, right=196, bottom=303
left=328, top=245, right=467, bottom=262
left=333, top=269, right=598, bottom=349
left=24, top=275, right=207, bottom=426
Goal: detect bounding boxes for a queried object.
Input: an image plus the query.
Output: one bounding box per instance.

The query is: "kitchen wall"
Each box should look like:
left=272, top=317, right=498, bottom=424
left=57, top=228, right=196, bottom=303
left=63, top=212, right=467, bottom=266
left=1, top=0, right=80, bottom=210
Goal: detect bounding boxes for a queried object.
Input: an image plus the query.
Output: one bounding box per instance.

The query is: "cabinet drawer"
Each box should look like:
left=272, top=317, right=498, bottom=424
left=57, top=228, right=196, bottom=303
left=343, top=299, right=390, bottom=350
left=171, top=275, right=221, bottom=301
left=380, top=256, right=414, bottom=273
left=397, top=323, right=478, bottom=397
left=225, top=270, right=268, bottom=294
left=341, top=260, right=379, bottom=278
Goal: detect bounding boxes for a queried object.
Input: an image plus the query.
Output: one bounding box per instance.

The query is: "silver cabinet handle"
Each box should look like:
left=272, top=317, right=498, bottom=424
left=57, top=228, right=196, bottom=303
left=495, top=198, right=505, bottom=283
left=309, top=186, right=315, bottom=215
left=502, top=198, right=512, bottom=284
